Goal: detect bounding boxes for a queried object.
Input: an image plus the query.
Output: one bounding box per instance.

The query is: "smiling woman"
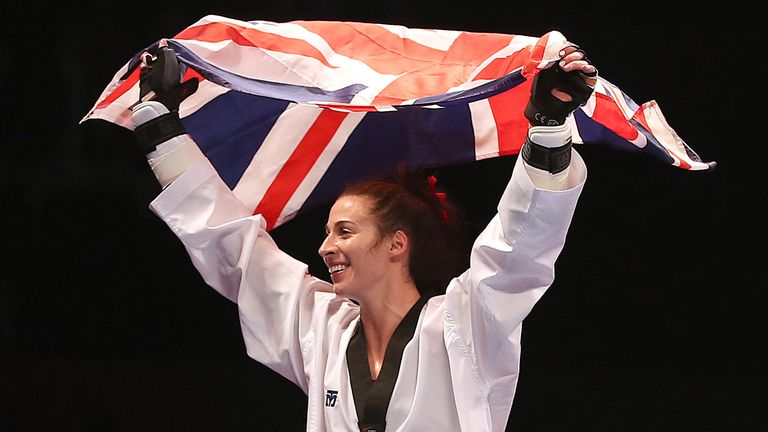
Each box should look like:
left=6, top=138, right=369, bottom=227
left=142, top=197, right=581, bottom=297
left=320, top=193, right=399, bottom=300
left=318, top=172, right=466, bottom=384
left=321, top=171, right=464, bottom=301
left=124, top=43, right=595, bottom=431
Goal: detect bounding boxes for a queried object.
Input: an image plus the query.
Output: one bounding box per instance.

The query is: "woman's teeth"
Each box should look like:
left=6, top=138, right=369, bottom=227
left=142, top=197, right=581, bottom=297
left=329, top=265, right=348, bottom=274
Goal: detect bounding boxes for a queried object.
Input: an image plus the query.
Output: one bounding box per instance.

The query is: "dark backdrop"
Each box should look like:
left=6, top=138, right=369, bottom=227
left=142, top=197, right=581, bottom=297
left=2, top=2, right=764, bottom=431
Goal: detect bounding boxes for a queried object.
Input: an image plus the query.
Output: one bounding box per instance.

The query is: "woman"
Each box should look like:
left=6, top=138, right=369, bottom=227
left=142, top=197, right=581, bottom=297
left=132, top=44, right=595, bottom=431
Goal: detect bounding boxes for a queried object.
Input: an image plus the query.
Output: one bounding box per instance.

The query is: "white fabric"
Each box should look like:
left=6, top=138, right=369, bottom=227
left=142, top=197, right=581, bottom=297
left=523, top=162, right=570, bottom=191
left=148, top=149, right=586, bottom=432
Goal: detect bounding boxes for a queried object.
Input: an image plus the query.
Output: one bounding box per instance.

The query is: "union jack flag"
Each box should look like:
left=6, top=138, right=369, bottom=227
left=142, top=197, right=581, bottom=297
left=82, top=15, right=714, bottom=230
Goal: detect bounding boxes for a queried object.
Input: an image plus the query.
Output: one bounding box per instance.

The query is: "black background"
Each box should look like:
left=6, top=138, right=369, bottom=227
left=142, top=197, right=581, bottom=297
left=2, top=2, right=764, bottom=431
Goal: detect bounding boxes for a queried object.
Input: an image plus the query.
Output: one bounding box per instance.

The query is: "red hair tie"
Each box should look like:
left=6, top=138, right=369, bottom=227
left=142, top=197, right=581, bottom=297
left=427, top=175, right=449, bottom=222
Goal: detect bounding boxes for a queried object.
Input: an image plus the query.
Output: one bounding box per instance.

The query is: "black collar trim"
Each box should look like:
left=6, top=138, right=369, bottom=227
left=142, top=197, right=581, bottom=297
left=346, top=296, right=427, bottom=432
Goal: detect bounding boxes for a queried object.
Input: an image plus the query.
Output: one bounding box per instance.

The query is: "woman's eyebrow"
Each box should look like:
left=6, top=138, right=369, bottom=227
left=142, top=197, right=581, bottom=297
left=325, top=219, right=357, bottom=232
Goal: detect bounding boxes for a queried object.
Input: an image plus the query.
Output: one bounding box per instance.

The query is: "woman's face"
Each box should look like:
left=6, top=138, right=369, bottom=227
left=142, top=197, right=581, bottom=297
left=318, top=194, right=391, bottom=300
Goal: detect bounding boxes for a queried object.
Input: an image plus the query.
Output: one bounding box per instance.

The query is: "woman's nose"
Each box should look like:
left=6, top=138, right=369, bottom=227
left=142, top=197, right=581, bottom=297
left=318, top=234, right=334, bottom=257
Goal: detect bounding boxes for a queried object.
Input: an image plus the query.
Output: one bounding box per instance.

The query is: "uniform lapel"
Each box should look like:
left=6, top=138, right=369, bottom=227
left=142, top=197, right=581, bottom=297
left=346, top=296, right=427, bottom=432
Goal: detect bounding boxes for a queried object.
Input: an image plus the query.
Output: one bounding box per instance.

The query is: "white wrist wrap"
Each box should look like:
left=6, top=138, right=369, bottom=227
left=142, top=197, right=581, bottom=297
left=147, top=136, right=205, bottom=188
left=523, top=123, right=572, bottom=190
left=133, top=101, right=204, bottom=188
left=133, top=101, right=169, bottom=127
left=527, top=123, right=571, bottom=148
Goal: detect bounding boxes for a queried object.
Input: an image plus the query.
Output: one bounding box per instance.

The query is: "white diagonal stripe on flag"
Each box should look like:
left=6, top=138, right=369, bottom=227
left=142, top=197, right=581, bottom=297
left=469, top=98, right=500, bottom=160
left=275, top=111, right=367, bottom=226
left=232, top=103, right=322, bottom=209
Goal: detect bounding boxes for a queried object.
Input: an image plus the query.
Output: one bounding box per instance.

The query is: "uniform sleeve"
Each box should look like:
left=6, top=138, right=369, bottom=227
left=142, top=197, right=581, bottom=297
left=148, top=157, right=333, bottom=393
left=443, top=149, right=587, bottom=385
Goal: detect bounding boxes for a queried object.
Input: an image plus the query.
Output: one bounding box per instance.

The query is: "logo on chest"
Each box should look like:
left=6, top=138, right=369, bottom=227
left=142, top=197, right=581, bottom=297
left=325, top=389, right=339, bottom=407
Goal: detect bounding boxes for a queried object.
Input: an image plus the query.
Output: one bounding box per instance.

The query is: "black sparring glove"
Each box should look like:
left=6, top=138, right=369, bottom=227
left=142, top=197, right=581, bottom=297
left=524, top=50, right=596, bottom=126
left=133, top=44, right=199, bottom=154
left=138, top=45, right=199, bottom=110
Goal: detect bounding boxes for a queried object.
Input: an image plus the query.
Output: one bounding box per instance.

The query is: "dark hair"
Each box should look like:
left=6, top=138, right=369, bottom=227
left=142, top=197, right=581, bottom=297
left=339, top=168, right=465, bottom=298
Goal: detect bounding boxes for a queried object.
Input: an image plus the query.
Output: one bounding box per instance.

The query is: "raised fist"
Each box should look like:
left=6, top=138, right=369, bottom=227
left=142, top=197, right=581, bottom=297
left=139, top=45, right=198, bottom=112
left=524, top=46, right=597, bottom=126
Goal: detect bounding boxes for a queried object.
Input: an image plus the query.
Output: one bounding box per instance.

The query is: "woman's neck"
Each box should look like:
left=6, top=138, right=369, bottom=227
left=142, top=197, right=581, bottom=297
left=358, top=284, right=420, bottom=380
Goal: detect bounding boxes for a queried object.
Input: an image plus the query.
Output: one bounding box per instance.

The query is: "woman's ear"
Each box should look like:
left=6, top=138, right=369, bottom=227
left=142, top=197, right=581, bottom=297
left=389, top=229, right=409, bottom=258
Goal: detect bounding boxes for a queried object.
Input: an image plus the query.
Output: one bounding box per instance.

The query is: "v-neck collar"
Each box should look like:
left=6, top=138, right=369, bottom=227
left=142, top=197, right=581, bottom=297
left=346, top=296, right=428, bottom=432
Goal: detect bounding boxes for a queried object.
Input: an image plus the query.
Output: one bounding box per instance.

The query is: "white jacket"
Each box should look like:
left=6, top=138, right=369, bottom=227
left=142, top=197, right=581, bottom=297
left=148, top=145, right=586, bottom=431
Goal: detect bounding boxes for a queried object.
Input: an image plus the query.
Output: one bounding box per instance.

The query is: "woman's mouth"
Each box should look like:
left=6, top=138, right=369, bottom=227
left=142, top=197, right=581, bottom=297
left=328, top=264, right=348, bottom=274
left=329, top=264, right=348, bottom=283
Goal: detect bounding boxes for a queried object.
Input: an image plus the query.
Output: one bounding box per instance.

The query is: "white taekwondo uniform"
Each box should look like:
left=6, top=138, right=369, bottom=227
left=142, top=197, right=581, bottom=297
left=146, top=131, right=586, bottom=431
